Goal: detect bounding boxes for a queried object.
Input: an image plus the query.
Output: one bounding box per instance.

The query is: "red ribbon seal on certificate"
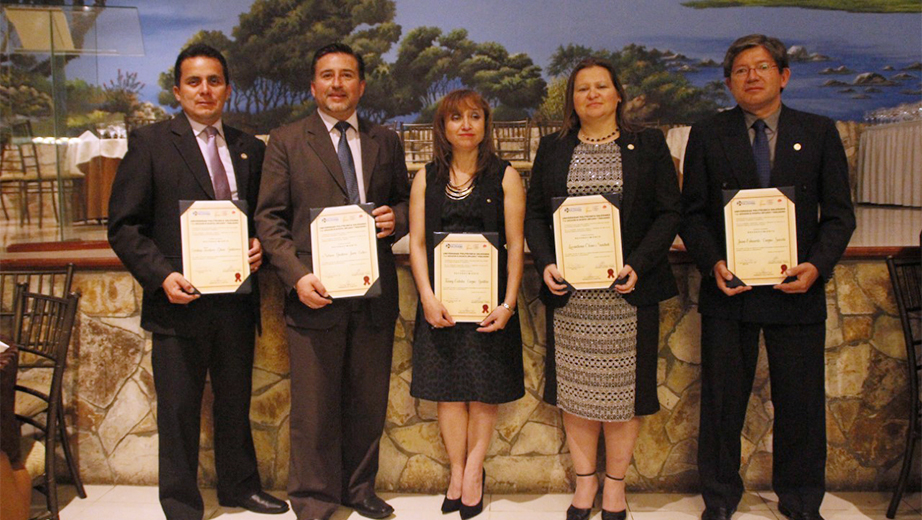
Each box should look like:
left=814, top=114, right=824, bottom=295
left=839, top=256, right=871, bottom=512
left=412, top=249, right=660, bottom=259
left=607, top=268, right=615, bottom=278
left=780, top=264, right=787, bottom=274
left=363, top=276, right=370, bottom=286
left=235, top=273, right=241, bottom=282
left=482, top=304, right=489, bottom=314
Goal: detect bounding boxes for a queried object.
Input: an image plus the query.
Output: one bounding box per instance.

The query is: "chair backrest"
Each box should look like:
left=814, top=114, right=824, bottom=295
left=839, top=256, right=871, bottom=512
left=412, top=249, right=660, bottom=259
left=887, top=254, right=921, bottom=406
left=401, top=123, right=434, bottom=163
left=493, top=120, right=531, bottom=162
left=11, top=282, right=80, bottom=519
left=536, top=120, right=563, bottom=138
left=0, top=264, right=75, bottom=330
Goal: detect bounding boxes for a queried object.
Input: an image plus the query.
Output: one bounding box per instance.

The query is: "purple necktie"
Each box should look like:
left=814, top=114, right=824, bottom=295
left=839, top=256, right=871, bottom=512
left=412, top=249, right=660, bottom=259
left=752, top=119, right=771, bottom=188
left=204, top=126, right=232, bottom=200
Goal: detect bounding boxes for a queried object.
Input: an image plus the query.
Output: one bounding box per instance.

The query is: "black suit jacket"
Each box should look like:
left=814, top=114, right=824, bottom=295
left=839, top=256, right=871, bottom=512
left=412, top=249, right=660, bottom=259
left=680, top=105, right=856, bottom=323
left=524, top=128, right=682, bottom=309
left=108, top=116, right=265, bottom=336
left=255, top=112, right=410, bottom=330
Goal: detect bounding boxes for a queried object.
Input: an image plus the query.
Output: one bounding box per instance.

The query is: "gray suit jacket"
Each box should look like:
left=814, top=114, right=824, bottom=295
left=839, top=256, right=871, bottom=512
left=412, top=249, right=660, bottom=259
left=255, top=111, right=410, bottom=329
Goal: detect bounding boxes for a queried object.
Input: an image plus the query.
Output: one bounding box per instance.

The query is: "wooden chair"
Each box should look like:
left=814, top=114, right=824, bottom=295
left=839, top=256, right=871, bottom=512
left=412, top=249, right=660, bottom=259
left=400, top=123, right=434, bottom=164
left=0, top=265, right=75, bottom=333
left=886, top=254, right=921, bottom=519
left=11, top=283, right=82, bottom=520
left=535, top=119, right=563, bottom=138
left=492, top=120, right=531, bottom=162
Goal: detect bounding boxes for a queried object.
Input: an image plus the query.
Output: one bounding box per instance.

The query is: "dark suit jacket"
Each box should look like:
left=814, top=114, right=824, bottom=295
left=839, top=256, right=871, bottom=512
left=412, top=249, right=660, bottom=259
left=680, top=105, right=856, bottom=323
left=255, top=111, right=410, bottom=329
left=108, top=116, right=265, bottom=336
left=524, top=128, right=682, bottom=309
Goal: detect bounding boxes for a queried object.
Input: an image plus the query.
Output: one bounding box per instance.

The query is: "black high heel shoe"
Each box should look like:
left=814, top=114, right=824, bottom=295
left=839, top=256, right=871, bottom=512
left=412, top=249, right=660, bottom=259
left=566, top=470, right=598, bottom=520
left=601, top=474, right=627, bottom=520
left=441, top=494, right=461, bottom=514
left=459, top=469, right=485, bottom=519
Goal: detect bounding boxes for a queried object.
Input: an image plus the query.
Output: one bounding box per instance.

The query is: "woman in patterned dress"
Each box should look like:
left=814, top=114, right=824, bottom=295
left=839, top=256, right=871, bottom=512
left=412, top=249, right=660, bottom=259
left=524, top=58, right=681, bottom=520
left=408, top=90, right=526, bottom=519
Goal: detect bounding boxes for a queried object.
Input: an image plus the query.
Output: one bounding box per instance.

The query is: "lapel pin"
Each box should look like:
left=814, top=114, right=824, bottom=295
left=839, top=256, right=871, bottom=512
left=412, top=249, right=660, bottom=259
left=793, top=143, right=802, bottom=151
left=240, top=153, right=248, bottom=159
left=627, top=143, right=635, bottom=150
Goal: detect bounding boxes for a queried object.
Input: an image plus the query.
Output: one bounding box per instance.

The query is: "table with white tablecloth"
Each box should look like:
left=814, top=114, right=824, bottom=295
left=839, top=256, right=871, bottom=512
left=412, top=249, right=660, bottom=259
left=856, top=120, right=921, bottom=208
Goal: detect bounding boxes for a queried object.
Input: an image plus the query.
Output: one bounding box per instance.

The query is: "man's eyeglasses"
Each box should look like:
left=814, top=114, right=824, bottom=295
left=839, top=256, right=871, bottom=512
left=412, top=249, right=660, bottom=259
left=731, top=62, right=779, bottom=79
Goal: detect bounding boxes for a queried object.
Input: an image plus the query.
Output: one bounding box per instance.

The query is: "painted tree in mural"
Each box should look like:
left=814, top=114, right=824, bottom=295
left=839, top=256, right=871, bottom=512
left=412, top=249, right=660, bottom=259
left=545, top=43, right=728, bottom=124
left=390, top=27, right=546, bottom=121
left=158, top=1, right=546, bottom=128
left=157, top=0, right=402, bottom=130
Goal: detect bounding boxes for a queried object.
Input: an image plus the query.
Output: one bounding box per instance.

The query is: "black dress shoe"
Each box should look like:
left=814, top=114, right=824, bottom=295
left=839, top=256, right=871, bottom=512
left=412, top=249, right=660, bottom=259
left=460, top=469, right=485, bottom=520
left=701, top=506, right=736, bottom=520
left=347, top=495, right=395, bottom=519
left=219, top=490, right=289, bottom=514
left=441, top=494, right=462, bottom=514
left=779, top=503, right=825, bottom=520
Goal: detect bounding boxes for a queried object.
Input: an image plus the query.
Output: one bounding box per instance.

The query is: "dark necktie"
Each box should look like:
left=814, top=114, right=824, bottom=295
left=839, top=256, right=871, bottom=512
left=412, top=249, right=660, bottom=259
left=204, top=126, right=232, bottom=200
left=334, top=120, right=360, bottom=204
left=752, top=119, right=771, bottom=188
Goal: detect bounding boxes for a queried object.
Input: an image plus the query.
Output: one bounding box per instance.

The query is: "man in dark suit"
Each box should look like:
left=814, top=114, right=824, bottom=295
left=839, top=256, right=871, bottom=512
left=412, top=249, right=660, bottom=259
left=680, top=35, right=855, bottom=520
left=255, top=43, right=409, bottom=520
left=108, top=44, right=288, bottom=520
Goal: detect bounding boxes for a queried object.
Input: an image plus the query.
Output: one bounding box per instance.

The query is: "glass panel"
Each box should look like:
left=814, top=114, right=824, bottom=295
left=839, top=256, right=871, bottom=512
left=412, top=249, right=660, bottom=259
left=1, top=5, right=142, bottom=245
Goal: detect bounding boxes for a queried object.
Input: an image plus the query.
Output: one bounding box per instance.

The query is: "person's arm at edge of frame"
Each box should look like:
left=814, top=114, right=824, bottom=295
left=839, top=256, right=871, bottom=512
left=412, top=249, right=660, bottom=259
left=524, top=136, right=567, bottom=296
left=478, top=165, right=524, bottom=333
left=408, top=167, right=454, bottom=328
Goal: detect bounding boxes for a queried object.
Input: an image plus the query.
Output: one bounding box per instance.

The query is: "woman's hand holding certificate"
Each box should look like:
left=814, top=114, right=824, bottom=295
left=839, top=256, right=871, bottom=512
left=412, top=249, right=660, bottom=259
left=552, top=194, right=623, bottom=291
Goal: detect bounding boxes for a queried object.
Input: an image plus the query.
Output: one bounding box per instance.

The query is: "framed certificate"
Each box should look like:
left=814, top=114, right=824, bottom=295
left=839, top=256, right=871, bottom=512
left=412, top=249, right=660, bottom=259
left=433, top=232, right=499, bottom=322
left=723, top=187, right=798, bottom=286
left=179, top=200, right=251, bottom=294
left=552, top=193, right=623, bottom=291
left=309, top=203, right=380, bottom=299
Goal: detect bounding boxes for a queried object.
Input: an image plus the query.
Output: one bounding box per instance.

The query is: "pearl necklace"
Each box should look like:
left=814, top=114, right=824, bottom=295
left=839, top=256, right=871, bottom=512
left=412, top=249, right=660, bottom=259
left=579, top=128, right=620, bottom=143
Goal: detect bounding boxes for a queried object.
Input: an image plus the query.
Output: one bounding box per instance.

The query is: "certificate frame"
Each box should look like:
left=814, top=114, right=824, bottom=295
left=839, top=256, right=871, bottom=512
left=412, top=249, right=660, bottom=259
left=179, top=200, right=251, bottom=294
left=552, top=193, right=623, bottom=291
left=723, top=187, right=798, bottom=286
left=433, top=232, right=499, bottom=323
left=309, top=203, right=380, bottom=299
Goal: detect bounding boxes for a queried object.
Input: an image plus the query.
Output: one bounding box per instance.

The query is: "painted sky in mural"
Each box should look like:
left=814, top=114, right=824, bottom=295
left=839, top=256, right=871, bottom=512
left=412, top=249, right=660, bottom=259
left=82, top=0, right=921, bottom=121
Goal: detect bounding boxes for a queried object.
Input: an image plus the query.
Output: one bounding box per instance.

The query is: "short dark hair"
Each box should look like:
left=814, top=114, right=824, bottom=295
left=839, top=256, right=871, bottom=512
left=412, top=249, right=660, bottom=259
left=174, top=43, right=229, bottom=87
left=559, top=57, right=637, bottom=138
left=311, top=42, right=366, bottom=81
left=722, top=34, right=789, bottom=78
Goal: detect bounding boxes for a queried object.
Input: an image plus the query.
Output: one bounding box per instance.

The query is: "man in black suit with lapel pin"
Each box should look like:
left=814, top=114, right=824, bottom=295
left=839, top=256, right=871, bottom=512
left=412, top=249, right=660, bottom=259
left=680, top=35, right=855, bottom=520
left=256, top=42, right=409, bottom=520
left=108, top=43, right=288, bottom=520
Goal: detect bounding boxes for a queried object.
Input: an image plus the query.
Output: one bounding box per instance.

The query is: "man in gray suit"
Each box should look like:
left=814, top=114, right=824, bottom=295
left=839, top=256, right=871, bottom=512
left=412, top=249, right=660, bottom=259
left=255, top=43, right=409, bottom=520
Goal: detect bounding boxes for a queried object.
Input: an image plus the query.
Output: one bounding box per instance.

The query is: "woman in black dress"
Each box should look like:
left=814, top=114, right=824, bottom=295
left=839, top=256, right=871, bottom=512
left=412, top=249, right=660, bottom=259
left=409, top=89, right=525, bottom=519
left=524, top=58, right=681, bottom=520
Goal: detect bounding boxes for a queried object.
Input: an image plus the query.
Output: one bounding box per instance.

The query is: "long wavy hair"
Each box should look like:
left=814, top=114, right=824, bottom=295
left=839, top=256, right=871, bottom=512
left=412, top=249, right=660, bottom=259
left=559, top=57, right=638, bottom=138
left=432, top=89, right=497, bottom=181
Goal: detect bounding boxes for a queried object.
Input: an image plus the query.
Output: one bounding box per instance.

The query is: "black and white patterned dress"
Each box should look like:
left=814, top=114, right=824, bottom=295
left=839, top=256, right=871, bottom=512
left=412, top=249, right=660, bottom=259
left=553, top=141, right=638, bottom=422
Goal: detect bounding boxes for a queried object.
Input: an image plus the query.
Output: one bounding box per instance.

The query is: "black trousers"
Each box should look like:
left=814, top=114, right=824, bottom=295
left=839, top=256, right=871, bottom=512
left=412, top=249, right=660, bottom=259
left=286, top=302, right=394, bottom=520
left=697, top=317, right=826, bottom=514
left=151, top=300, right=260, bottom=520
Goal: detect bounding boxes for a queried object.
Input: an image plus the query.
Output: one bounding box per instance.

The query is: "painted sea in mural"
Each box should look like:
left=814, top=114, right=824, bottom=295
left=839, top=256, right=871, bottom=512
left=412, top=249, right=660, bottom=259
left=85, top=0, right=922, bottom=122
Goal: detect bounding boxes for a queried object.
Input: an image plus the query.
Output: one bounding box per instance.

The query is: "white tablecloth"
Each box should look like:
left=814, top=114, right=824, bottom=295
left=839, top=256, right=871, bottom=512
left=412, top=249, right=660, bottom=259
left=665, top=126, right=691, bottom=174
left=857, top=120, right=922, bottom=208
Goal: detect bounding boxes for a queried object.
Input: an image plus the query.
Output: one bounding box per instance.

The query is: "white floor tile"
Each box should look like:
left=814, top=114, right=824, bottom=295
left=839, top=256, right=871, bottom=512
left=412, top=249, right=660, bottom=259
left=821, top=492, right=894, bottom=512
left=630, top=512, right=701, bottom=520
left=68, top=503, right=168, bottom=520
left=902, top=492, right=920, bottom=512
left=379, top=492, right=449, bottom=511
left=489, top=493, right=574, bottom=512
left=94, top=484, right=162, bottom=504
left=210, top=505, right=298, bottom=519
left=821, top=511, right=921, bottom=520
left=627, top=493, right=705, bottom=512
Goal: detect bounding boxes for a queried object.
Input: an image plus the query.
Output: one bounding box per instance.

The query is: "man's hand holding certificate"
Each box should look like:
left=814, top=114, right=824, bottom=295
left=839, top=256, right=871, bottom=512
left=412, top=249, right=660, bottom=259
left=309, top=203, right=381, bottom=300
left=723, top=187, right=798, bottom=287
left=180, top=200, right=252, bottom=295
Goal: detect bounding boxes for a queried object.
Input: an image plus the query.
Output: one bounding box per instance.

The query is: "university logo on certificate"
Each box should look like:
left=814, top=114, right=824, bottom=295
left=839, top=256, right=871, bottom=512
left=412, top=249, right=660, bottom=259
left=179, top=200, right=252, bottom=294
left=552, top=193, right=623, bottom=291
left=309, top=203, right=381, bottom=299
left=723, top=187, right=798, bottom=286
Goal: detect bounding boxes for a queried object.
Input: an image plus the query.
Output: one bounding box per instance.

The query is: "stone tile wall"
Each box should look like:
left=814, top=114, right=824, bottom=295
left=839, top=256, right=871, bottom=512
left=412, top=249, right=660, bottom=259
left=21, top=258, right=916, bottom=493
